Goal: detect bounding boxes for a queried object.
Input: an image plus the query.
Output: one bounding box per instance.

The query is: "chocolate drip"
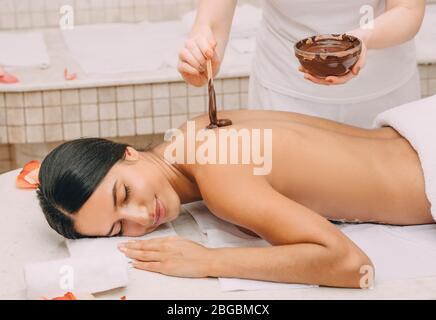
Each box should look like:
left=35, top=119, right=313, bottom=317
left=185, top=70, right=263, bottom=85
left=206, top=78, right=232, bottom=129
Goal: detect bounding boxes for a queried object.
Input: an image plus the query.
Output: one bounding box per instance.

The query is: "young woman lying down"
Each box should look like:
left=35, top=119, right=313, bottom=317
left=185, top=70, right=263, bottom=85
left=36, top=108, right=433, bottom=289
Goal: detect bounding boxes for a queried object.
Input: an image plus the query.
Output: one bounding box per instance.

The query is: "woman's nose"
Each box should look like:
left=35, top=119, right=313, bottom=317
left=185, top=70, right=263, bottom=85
left=121, top=203, right=153, bottom=226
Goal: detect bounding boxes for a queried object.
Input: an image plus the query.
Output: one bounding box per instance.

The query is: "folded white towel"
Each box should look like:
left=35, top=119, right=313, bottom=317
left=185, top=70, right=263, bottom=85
left=0, top=31, right=50, bottom=68
left=66, top=222, right=177, bottom=261
left=23, top=253, right=128, bottom=299
left=373, top=94, right=436, bottom=220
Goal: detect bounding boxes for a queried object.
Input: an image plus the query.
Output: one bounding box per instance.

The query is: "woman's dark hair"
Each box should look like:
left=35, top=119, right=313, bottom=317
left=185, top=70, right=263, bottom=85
left=36, top=138, right=129, bottom=239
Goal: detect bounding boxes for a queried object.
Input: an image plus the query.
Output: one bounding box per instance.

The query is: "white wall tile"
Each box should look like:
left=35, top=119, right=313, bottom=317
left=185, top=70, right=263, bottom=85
left=116, top=86, right=134, bottom=101
left=63, top=123, right=82, bottom=140
left=188, top=84, right=206, bottom=96
left=62, top=105, right=81, bottom=123
left=98, top=87, right=116, bottom=103
left=81, top=104, right=99, bottom=121
left=43, top=91, right=61, bottom=107
left=8, top=126, right=26, bottom=143
left=24, top=92, right=43, bottom=107
left=135, top=100, right=152, bottom=117
left=429, top=79, right=436, bottom=96
left=170, top=82, right=187, bottom=97
left=0, top=14, right=16, bottom=29
left=136, top=117, right=153, bottom=135
left=44, top=106, right=62, bottom=124
left=6, top=93, right=24, bottom=108
left=171, top=114, right=187, bottom=128
left=7, top=109, right=25, bottom=125
left=223, top=78, right=240, bottom=94
left=170, top=97, right=188, bottom=115
left=25, top=107, right=44, bottom=125
left=99, top=102, right=117, bottom=120
left=0, top=126, right=7, bottom=144
left=100, top=120, right=118, bottom=137
left=134, top=84, right=152, bottom=100
left=153, top=116, right=170, bottom=133
left=0, top=107, right=5, bottom=125
left=61, top=89, right=80, bottom=105
left=152, top=83, right=170, bottom=99
left=80, top=88, right=98, bottom=104
left=81, top=121, right=100, bottom=137
left=188, top=96, right=205, bottom=113
left=117, top=101, right=135, bottom=119
left=26, top=125, right=45, bottom=143
left=223, top=93, right=240, bottom=110
left=118, top=119, right=135, bottom=136
left=44, top=124, right=63, bottom=142
left=153, top=98, right=170, bottom=116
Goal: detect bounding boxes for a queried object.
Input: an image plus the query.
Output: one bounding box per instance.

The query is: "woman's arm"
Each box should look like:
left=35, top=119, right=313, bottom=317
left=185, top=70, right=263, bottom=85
left=353, top=0, right=426, bottom=49
left=198, top=170, right=374, bottom=288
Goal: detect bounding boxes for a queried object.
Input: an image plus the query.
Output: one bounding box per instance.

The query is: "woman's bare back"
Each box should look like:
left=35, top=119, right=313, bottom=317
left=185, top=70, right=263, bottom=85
left=170, top=109, right=433, bottom=226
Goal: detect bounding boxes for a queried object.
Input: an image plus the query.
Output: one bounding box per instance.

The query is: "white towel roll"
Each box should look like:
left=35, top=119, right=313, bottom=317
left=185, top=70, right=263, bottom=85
left=373, top=94, right=436, bottom=221
left=23, top=254, right=129, bottom=299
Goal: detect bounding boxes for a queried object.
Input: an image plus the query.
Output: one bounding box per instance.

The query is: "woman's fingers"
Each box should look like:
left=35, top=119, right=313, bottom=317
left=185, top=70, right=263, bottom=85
left=121, top=248, right=162, bottom=262
left=131, top=261, right=162, bottom=272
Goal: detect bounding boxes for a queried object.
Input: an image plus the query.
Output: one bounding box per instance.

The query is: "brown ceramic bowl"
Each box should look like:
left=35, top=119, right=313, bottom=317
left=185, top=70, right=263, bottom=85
left=294, top=34, right=362, bottom=78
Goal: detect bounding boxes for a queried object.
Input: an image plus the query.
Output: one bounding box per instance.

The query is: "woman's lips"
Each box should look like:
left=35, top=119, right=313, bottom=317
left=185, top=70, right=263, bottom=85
left=153, top=197, right=166, bottom=226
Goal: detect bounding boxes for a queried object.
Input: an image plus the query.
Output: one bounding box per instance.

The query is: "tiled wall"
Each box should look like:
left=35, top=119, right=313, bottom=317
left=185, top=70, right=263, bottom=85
left=1, top=65, right=436, bottom=174
left=0, top=0, right=262, bottom=30
left=0, top=77, right=248, bottom=145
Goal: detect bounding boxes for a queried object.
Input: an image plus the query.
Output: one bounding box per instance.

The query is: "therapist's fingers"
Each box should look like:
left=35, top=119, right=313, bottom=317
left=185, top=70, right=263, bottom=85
left=178, top=61, right=200, bottom=76
left=325, top=71, right=355, bottom=85
left=196, top=37, right=215, bottom=60
left=185, top=39, right=207, bottom=70
left=352, top=44, right=367, bottom=76
left=179, top=48, right=204, bottom=72
left=303, top=72, right=333, bottom=85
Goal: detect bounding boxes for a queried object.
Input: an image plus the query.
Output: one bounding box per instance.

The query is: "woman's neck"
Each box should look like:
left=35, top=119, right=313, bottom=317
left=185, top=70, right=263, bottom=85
left=142, top=144, right=202, bottom=204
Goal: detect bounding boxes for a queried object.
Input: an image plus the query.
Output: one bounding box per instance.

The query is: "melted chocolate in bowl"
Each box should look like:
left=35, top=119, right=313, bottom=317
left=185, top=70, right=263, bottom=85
left=294, top=34, right=362, bottom=78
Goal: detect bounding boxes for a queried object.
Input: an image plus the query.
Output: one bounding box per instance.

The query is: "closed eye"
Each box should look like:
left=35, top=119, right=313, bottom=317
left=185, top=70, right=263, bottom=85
left=124, top=185, right=131, bottom=204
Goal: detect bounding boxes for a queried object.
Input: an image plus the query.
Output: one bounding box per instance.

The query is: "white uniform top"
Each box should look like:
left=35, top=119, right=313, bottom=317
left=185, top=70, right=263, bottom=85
left=252, top=0, right=418, bottom=104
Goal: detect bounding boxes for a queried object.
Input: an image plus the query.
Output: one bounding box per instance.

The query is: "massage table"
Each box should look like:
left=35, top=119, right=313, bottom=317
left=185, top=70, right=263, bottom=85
left=2, top=167, right=436, bottom=300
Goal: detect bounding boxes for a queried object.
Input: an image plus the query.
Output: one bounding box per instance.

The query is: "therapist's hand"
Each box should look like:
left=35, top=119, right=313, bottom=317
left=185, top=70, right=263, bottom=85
left=178, top=25, right=221, bottom=87
left=118, top=235, right=213, bottom=278
left=298, top=31, right=368, bottom=86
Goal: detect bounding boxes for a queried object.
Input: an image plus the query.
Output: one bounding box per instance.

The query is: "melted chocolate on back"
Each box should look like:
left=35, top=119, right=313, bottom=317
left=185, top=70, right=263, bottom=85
left=206, top=78, right=232, bottom=129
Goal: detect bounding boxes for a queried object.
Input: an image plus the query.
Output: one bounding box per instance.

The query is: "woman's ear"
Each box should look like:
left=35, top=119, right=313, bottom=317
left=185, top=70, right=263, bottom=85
left=124, top=146, right=139, bottom=161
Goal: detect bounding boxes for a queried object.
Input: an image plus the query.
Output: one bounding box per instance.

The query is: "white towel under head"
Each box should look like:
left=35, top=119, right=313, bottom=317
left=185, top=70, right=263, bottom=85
left=373, top=94, right=436, bottom=221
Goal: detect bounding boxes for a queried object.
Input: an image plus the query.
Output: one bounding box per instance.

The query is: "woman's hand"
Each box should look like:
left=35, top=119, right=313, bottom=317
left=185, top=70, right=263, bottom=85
left=118, top=235, right=214, bottom=278
left=298, top=30, right=369, bottom=86
left=178, top=25, right=221, bottom=87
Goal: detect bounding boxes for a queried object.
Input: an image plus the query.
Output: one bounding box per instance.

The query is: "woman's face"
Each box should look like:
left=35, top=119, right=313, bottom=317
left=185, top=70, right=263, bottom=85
left=73, top=147, right=181, bottom=237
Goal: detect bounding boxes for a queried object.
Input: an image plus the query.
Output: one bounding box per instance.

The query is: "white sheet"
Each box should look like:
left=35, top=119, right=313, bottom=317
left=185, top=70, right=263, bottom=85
left=0, top=31, right=50, bottom=68
left=183, top=201, right=436, bottom=289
